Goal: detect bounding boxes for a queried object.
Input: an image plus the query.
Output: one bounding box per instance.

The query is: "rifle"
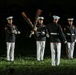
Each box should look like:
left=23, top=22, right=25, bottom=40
left=21, top=12, right=38, bottom=37
left=65, top=43, right=69, bottom=58
left=21, top=9, right=42, bottom=37
left=21, top=12, right=37, bottom=31
left=21, top=9, right=42, bottom=29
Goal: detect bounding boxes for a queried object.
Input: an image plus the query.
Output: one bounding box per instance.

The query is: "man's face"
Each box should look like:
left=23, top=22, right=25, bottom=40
left=53, top=19, right=59, bottom=23
left=39, top=20, right=43, bottom=24
left=68, top=21, right=73, bottom=25
left=7, top=19, right=13, bottom=24
left=37, top=9, right=42, bottom=16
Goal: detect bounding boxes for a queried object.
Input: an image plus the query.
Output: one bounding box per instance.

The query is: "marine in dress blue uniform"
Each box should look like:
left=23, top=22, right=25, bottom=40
left=5, top=16, right=21, bottom=61
left=46, top=15, right=67, bottom=66
left=31, top=17, right=49, bottom=61
left=64, top=18, right=76, bottom=59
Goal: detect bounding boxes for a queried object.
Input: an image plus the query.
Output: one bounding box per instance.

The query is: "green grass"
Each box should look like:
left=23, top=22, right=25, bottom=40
left=0, top=56, right=76, bottom=67
left=0, top=56, right=76, bottom=75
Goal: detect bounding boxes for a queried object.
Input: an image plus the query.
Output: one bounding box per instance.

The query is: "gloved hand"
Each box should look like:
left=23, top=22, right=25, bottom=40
left=64, top=41, right=67, bottom=44
left=46, top=34, right=49, bottom=38
left=29, top=31, right=34, bottom=38
left=41, top=32, right=45, bottom=36
left=75, top=39, right=76, bottom=42
left=12, top=30, right=17, bottom=34
left=34, top=26, right=37, bottom=31
left=31, top=31, right=34, bottom=34
left=17, top=31, right=21, bottom=34
left=42, top=32, right=45, bottom=35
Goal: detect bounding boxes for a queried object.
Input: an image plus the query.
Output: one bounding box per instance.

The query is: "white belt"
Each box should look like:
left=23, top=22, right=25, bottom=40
left=37, top=32, right=45, bottom=34
left=50, top=33, right=59, bottom=35
left=67, top=33, right=74, bottom=35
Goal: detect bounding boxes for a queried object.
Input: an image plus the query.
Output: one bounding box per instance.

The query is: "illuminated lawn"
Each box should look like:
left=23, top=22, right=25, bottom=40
left=0, top=56, right=76, bottom=75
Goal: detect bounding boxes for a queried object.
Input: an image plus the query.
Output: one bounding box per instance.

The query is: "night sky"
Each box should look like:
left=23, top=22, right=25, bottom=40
left=0, top=0, right=76, bottom=24
left=0, top=0, right=76, bottom=56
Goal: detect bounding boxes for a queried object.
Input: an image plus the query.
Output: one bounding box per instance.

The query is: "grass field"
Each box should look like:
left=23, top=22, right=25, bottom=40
left=0, top=56, right=76, bottom=75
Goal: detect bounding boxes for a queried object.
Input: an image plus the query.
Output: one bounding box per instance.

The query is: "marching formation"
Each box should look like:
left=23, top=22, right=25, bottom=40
left=4, top=9, right=76, bottom=66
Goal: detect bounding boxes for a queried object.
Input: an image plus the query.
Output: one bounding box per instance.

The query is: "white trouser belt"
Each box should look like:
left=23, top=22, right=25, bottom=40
left=50, top=33, right=59, bottom=35
left=37, top=32, right=45, bottom=34
left=67, top=33, right=75, bottom=35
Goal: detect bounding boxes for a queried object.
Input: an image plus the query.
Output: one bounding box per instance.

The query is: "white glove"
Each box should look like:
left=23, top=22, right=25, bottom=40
left=34, top=26, right=37, bottom=31
left=64, top=41, right=67, bottom=44
left=17, top=31, right=21, bottom=34
left=29, top=31, right=34, bottom=38
left=14, top=31, right=17, bottom=34
left=12, top=30, right=17, bottom=34
left=75, top=39, right=76, bottom=42
left=29, top=34, right=32, bottom=38
left=46, top=34, right=49, bottom=38
left=31, top=31, right=34, bottom=34
left=42, top=32, right=45, bottom=34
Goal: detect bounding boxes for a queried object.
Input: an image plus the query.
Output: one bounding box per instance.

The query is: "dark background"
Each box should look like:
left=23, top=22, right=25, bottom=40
left=0, top=0, right=76, bottom=57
